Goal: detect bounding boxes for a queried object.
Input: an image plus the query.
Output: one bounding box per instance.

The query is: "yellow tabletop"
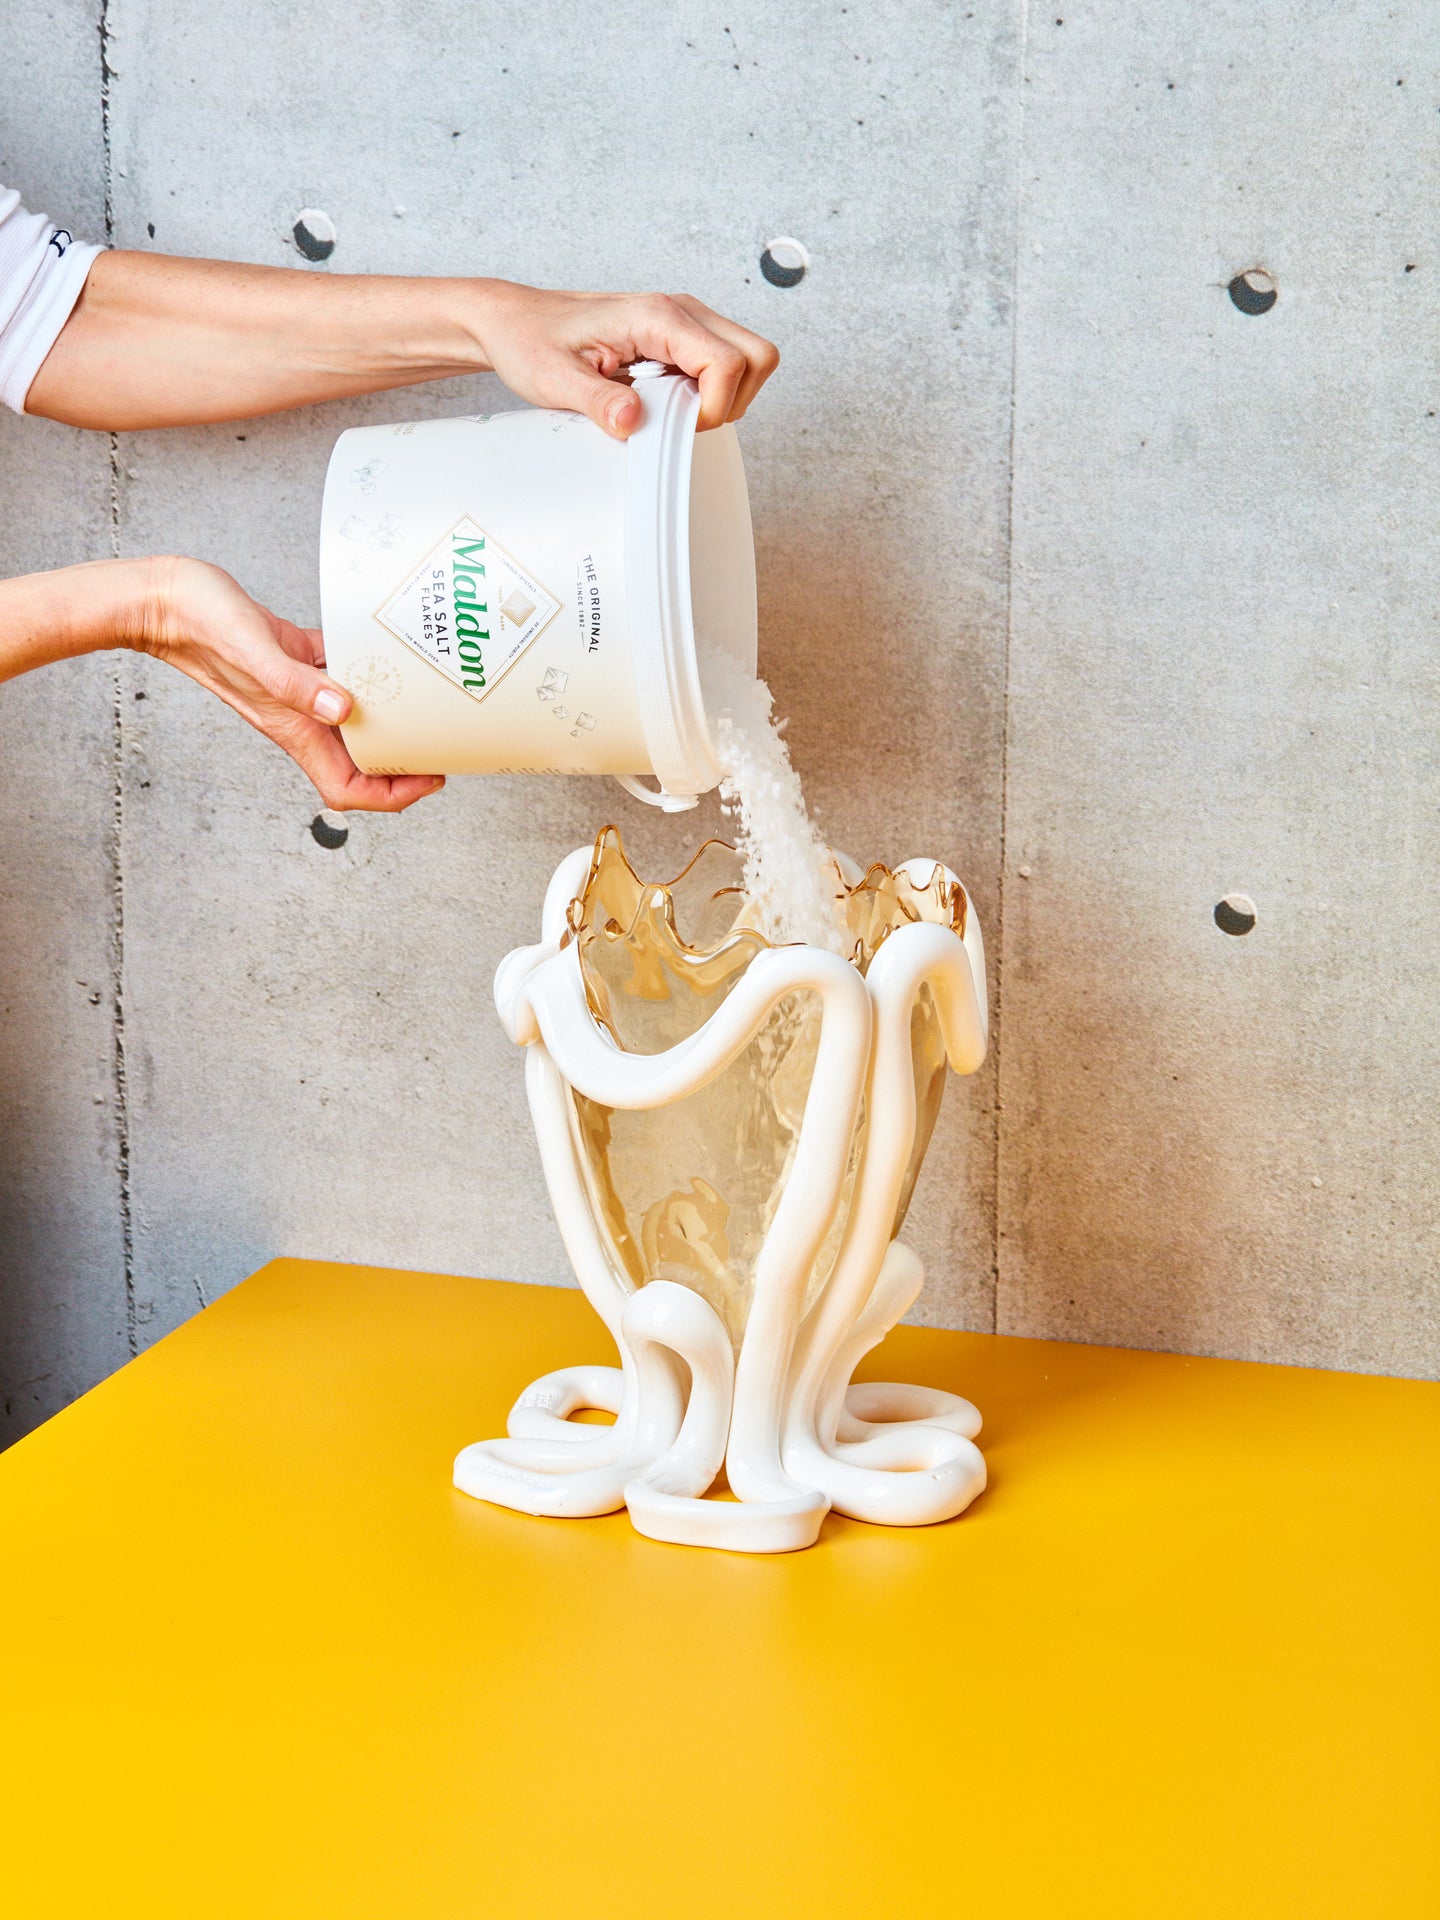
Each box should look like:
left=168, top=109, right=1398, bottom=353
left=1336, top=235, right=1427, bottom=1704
left=1, top=1260, right=1436, bottom=1919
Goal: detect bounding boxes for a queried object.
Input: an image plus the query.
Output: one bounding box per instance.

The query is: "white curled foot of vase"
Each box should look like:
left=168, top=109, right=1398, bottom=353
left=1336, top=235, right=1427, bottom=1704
left=506, top=1365, right=627, bottom=1444
left=467, top=1356, right=645, bottom=1477
left=838, top=1380, right=983, bottom=1443
left=625, top=1482, right=830, bottom=1554
left=621, top=1284, right=829, bottom=1554
left=783, top=1421, right=986, bottom=1528
left=622, top=1283, right=733, bottom=1498
left=453, top=1308, right=687, bottom=1519
left=452, top=1436, right=636, bottom=1516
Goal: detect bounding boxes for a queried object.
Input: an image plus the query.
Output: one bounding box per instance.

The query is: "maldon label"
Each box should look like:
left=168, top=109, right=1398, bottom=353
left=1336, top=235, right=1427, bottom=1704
left=376, top=515, right=560, bottom=700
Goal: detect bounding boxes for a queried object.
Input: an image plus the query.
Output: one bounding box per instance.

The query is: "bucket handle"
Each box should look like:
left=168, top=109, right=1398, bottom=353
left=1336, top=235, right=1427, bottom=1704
left=612, top=774, right=699, bottom=814
left=615, top=359, right=703, bottom=816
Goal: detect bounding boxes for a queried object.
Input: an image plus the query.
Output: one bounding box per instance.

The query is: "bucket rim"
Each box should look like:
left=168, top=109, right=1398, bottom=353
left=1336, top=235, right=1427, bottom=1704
left=622, top=369, right=723, bottom=802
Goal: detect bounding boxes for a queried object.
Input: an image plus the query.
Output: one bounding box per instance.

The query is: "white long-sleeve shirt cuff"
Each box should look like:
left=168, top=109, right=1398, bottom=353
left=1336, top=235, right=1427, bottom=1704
left=0, top=186, right=102, bottom=414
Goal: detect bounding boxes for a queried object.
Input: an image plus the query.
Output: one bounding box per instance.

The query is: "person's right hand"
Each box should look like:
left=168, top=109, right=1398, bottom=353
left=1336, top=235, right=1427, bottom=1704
left=468, top=284, right=780, bottom=441
left=132, top=557, right=443, bottom=811
left=28, top=250, right=782, bottom=439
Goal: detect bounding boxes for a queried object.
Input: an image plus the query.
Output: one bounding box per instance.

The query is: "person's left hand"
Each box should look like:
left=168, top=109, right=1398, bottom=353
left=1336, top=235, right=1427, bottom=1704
left=137, top=556, right=443, bottom=812
left=469, top=283, right=780, bottom=440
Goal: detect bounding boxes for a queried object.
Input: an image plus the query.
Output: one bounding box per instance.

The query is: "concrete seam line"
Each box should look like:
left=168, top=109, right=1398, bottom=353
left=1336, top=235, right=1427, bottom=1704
left=99, top=0, right=136, bottom=1355
left=992, top=0, right=1032, bottom=1340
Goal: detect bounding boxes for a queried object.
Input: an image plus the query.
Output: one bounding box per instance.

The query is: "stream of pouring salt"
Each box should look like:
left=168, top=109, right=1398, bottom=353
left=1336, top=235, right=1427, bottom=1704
left=709, top=662, right=850, bottom=955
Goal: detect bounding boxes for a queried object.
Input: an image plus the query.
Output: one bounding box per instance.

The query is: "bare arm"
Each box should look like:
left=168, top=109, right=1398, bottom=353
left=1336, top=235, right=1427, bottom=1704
left=25, top=250, right=779, bottom=438
left=14, top=248, right=778, bottom=810
left=0, top=557, right=442, bottom=812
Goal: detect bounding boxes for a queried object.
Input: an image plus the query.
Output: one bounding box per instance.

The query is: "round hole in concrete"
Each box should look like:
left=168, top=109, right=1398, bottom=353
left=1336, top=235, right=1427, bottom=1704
left=1228, top=268, right=1276, bottom=315
left=293, top=208, right=337, bottom=262
left=760, top=237, right=809, bottom=288
left=311, top=810, right=349, bottom=850
left=1214, top=892, right=1257, bottom=936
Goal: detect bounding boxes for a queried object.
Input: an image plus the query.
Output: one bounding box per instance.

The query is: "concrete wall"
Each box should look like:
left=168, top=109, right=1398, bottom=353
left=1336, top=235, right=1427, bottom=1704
left=1, top=0, right=1435, bottom=1443
left=0, top=3, right=126, bottom=1439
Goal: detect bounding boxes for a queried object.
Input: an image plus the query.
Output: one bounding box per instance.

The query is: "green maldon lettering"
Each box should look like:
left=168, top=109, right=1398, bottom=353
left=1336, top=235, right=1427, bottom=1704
left=451, top=532, right=489, bottom=690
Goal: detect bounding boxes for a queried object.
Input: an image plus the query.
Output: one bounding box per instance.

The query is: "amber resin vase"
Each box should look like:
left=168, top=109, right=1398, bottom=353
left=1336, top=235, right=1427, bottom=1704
left=453, top=829, right=990, bottom=1553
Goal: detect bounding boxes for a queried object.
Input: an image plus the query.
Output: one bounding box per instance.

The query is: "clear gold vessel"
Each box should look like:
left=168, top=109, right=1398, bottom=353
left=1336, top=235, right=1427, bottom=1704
left=455, top=828, right=990, bottom=1554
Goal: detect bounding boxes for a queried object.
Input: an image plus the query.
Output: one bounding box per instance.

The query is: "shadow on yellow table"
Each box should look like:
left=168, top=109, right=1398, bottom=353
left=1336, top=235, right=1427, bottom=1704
left=1, top=1259, right=1436, bottom=1918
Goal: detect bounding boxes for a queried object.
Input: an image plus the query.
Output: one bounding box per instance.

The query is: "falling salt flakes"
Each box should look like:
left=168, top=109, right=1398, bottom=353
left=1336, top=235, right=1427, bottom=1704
left=709, top=661, right=849, bottom=954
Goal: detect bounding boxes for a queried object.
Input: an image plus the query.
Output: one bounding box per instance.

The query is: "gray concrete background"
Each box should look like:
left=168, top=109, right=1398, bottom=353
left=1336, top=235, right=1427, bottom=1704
left=0, top=1, right=1435, bottom=1442
left=0, top=1, right=124, bottom=1439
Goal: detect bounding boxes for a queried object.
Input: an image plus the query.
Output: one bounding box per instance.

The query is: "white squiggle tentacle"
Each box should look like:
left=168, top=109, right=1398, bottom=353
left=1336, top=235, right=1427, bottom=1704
left=507, top=1366, right=625, bottom=1444
left=452, top=1043, right=683, bottom=1510
left=785, top=1243, right=985, bottom=1526
left=781, top=913, right=988, bottom=1525
left=838, top=1381, right=982, bottom=1444
left=622, top=1282, right=734, bottom=1500
left=626, top=1275, right=826, bottom=1550
left=623, top=1282, right=754, bottom=1545
left=790, top=918, right=985, bottom=1406
left=520, top=940, right=871, bottom=1547
left=824, top=1237, right=980, bottom=1455
left=452, top=1313, right=683, bottom=1517
left=504, top=1046, right=651, bottom=1471
left=515, top=941, right=870, bottom=1120
left=492, top=851, right=652, bottom=1466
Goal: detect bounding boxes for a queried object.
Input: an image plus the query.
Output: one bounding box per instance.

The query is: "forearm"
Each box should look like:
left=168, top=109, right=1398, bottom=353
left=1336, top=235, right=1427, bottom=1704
left=0, top=558, right=155, bottom=679
left=24, top=251, right=496, bottom=430
left=0, top=555, right=441, bottom=812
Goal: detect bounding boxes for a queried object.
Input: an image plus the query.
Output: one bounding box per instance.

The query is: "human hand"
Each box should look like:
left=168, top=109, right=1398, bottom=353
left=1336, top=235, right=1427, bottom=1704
left=136, top=557, right=443, bottom=812
left=470, top=284, right=780, bottom=440
left=29, top=251, right=781, bottom=438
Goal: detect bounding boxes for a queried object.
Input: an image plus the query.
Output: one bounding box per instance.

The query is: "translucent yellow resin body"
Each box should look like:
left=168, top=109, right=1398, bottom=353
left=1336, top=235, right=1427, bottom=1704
left=569, top=829, right=967, bottom=1349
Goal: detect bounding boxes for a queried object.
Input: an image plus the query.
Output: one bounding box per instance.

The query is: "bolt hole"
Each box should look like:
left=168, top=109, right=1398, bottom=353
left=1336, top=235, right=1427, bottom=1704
left=760, top=237, right=809, bottom=288
left=293, top=208, right=337, bottom=262
left=311, top=811, right=349, bottom=850
left=1214, top=893, right=1257, bottom=936
left=1228, top=269, right=1276, bottom=315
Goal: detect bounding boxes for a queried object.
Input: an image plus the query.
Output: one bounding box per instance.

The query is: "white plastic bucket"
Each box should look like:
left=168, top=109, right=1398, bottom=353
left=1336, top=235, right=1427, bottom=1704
left=317, top=365, right=757, bottom=811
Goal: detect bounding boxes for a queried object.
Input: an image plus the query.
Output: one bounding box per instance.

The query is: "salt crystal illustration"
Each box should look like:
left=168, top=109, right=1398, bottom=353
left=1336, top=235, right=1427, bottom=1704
left=349, top=458, right=386, bottom=495
left=500, top=588, right=537, bottom=629
left=341, top=510, right=404, bottom=571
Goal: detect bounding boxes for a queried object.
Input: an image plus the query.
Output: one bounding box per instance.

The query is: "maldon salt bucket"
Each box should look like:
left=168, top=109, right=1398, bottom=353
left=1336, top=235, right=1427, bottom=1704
left=318, top=364, right=757, bottom=811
